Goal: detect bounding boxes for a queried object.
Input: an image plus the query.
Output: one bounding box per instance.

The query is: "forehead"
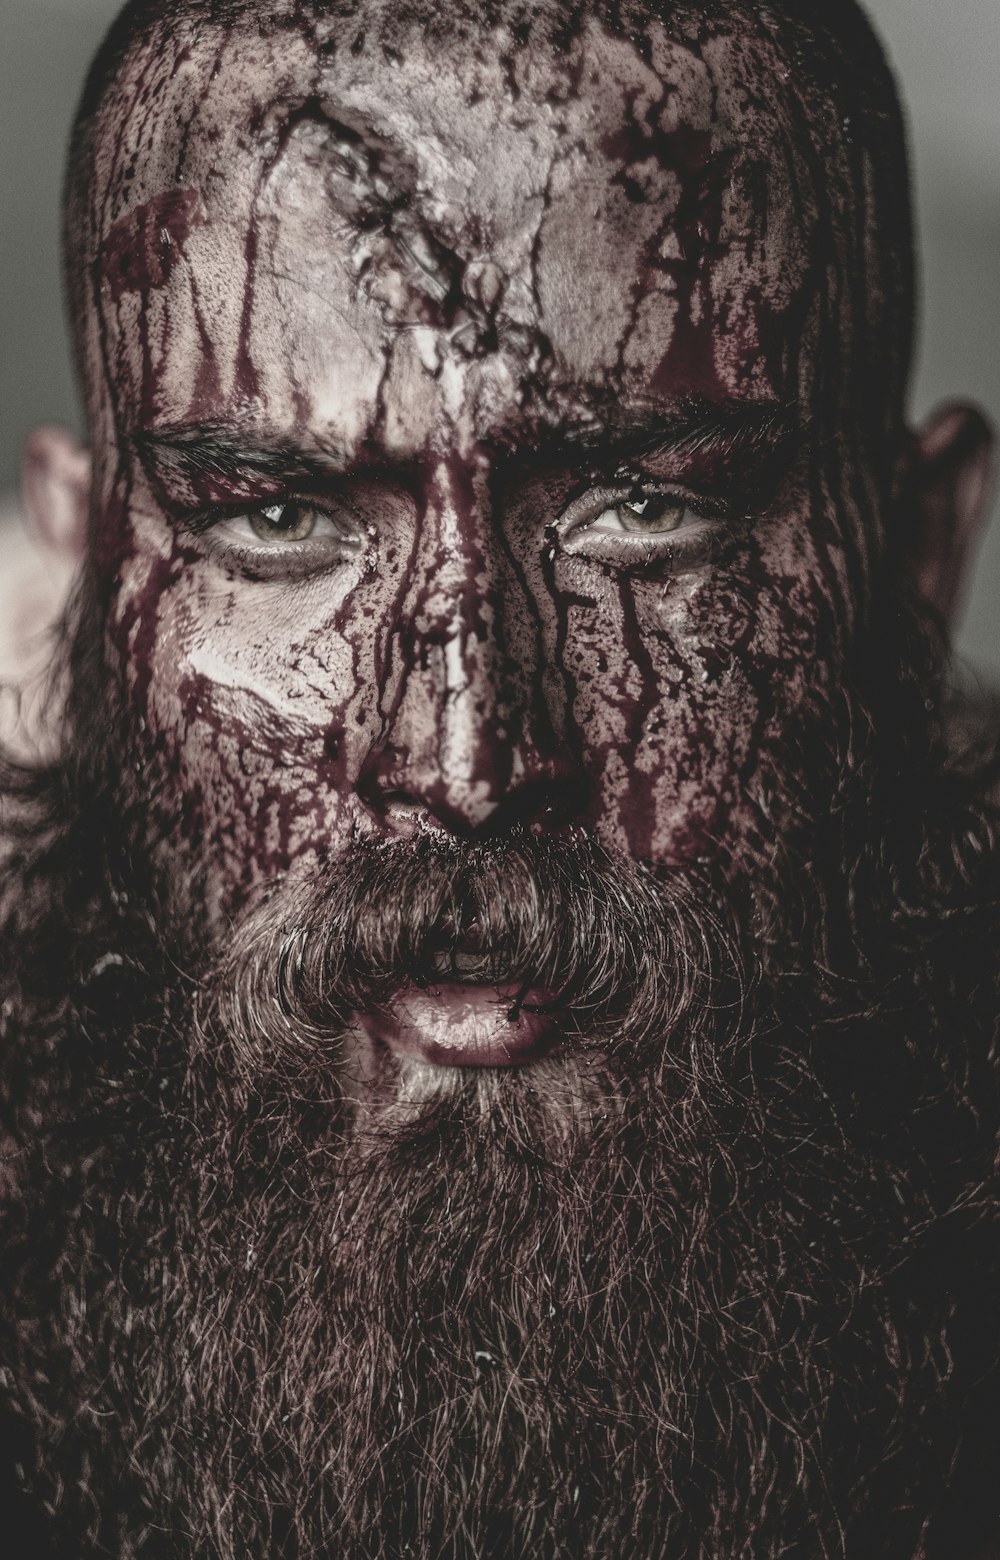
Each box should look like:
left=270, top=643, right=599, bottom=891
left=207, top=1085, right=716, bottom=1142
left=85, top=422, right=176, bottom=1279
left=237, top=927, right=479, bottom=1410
left=88, top=11, right=819, bottom=453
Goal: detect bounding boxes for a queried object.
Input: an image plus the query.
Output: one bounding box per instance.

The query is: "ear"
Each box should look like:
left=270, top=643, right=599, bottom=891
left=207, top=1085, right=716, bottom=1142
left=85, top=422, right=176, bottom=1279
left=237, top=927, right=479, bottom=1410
left=905, top=402, right=996, bottom=628
left=20, top=425, right=91, bottom=564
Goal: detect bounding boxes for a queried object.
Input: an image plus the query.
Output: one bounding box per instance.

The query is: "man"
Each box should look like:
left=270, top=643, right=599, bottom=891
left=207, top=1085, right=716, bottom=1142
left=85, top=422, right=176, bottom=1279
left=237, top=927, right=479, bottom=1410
left=1, top=0, right=997, bottom=1554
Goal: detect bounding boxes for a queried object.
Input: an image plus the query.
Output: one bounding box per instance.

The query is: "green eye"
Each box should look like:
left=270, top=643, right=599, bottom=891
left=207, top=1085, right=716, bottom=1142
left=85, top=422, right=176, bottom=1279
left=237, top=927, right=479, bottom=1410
left=615, top=495, right=687, bottom=534
left=249, top=501, right=319, bottom=542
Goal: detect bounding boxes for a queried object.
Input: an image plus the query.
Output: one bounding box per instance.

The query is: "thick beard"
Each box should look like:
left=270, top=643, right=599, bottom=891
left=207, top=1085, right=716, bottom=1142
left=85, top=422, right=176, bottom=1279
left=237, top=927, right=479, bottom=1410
left=1, top=582, right=999, bottom=1559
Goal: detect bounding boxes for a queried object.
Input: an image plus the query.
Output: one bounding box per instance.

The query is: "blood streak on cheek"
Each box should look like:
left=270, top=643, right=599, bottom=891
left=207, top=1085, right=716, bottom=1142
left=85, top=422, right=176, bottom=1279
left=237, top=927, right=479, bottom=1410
left=91, top=480, right=132, bottom=578
left=602, top=571, right=670, bottom=864
left=132, top=573, right=361, bottom=898
left=112, top=553, right=186, bottom=715
left=628, top=569, right=764, bottom=864
left=176, top=675, right=333, bottom=853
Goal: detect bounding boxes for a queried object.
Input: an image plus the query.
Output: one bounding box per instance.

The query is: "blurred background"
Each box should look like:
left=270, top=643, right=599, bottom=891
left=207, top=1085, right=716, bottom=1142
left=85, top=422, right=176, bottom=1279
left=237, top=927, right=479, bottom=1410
left=1, top=0, right=997, bottom=677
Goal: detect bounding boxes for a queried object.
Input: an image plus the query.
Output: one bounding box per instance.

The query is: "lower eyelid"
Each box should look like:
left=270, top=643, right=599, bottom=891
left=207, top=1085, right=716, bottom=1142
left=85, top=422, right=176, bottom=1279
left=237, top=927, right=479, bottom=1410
left=198, top=539, right=364, bottom=584
left=191, top=522, right=368, bottom=579
left=559, top=517, right=733, bottom=571
left=568, top=513, right=715, bottom=545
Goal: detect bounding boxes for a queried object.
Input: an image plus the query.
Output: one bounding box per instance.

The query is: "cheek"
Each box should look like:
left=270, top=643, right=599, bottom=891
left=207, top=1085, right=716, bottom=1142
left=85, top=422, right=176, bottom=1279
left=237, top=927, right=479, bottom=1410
left=106, top=541, right=388, bottom=901
left=556, top=532, right=846, bottom=865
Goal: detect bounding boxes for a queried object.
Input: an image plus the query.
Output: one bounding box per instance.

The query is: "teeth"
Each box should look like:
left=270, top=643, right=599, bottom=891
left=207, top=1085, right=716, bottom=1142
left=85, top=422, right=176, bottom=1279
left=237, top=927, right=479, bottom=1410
left=452, top=949, right=487, bottom=974
left=430, top=949, right=492, bottom=978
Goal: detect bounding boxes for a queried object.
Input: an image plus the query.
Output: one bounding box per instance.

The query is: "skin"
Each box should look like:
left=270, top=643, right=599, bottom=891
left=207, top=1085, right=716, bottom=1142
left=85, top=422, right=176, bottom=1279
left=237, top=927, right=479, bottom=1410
left=39, top=3, right=989, bottom=932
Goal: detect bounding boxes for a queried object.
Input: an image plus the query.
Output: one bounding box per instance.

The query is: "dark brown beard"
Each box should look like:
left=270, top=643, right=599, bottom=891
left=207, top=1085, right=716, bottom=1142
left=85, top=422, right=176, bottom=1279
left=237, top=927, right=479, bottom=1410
left=1, top=591, right=999, bottom=1560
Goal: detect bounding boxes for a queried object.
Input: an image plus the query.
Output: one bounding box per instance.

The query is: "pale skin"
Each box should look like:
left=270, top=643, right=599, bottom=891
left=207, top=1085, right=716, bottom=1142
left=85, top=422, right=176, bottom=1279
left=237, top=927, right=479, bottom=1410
left=23, top=5, right=996, bottom=938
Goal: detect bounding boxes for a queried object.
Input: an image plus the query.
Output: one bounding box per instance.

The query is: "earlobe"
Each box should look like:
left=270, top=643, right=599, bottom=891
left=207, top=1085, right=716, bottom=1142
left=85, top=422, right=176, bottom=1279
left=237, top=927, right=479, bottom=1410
left=21, top=425, right=92, bottom=564
left=906, top=402, right=996, bottom=628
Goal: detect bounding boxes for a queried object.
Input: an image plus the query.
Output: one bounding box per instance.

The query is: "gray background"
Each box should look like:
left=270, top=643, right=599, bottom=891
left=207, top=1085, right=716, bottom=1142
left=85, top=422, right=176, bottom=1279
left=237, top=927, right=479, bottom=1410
left=2, top=0, right=997, bottom=677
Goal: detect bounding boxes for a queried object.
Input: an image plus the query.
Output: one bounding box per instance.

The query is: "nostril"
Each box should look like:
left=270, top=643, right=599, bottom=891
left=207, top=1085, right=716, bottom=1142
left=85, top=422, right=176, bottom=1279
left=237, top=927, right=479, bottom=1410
left=355, top=750, right=422, bottom=825
left=477, top=772, right=588, bottom=839
left=356, top=738, right=587, bottom=840
left=356, top=776, right=447, bottom=839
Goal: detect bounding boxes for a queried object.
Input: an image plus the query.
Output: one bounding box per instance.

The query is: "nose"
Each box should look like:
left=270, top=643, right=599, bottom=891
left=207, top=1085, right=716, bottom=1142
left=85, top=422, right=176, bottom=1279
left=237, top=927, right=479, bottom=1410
left=357, top=459, right=583, bottom=839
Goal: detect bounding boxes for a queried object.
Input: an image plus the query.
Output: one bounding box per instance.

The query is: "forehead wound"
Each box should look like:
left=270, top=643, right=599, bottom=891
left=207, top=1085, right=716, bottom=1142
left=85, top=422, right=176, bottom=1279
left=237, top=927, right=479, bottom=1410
left=90, top=18, right=814, bottom=428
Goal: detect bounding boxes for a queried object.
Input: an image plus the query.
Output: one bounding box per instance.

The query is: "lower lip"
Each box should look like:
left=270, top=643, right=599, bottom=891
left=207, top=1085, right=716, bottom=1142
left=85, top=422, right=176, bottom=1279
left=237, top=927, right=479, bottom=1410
left=357, top=983, right=559, bottom=1068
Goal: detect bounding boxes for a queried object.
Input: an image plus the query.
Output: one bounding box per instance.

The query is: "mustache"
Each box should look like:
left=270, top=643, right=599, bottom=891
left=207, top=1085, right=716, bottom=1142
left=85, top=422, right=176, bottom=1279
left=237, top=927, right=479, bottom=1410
left=191, top=830, right=753, bottom=1100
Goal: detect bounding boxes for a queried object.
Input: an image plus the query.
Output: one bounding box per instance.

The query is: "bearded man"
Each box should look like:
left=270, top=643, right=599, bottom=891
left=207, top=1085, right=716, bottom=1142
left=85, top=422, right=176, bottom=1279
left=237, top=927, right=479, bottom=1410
left=1, top=0, right=998, bottom=1554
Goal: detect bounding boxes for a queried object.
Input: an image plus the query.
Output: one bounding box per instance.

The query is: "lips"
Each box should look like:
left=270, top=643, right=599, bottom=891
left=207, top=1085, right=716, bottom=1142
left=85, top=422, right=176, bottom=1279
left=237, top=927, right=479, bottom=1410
left=357, top=982, right=559, bottom=1068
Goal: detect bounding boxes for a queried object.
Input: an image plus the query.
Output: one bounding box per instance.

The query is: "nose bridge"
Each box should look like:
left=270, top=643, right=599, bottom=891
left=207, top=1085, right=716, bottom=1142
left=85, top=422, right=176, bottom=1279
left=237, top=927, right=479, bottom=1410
left=360, top=456, right=563, bottom=835
left=421, top=458, right=503, bottom=704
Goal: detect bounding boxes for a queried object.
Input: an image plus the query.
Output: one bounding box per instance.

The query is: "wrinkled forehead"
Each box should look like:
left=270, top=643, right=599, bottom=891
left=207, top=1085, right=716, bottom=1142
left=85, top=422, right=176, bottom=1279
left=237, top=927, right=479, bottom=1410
left=84, top=11, right=825, bottom=450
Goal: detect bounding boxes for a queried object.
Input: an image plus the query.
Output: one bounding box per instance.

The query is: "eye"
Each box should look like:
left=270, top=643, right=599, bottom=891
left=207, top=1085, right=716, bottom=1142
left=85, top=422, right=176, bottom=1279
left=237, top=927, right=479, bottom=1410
left=556, top=480, right=736, bottom=573
left=248, top=500, right=321, bottom=542
left=589, top=494, right=690, bottom=536
left=217, top=499, right=361, bottom=547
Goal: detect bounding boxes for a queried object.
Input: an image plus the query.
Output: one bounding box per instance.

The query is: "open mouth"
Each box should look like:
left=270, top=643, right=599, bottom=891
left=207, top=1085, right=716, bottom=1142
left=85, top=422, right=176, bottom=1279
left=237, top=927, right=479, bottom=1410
left=357, top=981, right=561, bottom=1068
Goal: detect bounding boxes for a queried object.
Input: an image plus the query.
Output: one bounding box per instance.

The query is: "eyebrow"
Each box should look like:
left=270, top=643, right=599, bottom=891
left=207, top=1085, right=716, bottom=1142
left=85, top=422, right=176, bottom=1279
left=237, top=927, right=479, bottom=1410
left=550, top=397, right=803, bottom=472
left=132, top=426, right=358, bottom=494
left=132, top=396, right=802, bottom=499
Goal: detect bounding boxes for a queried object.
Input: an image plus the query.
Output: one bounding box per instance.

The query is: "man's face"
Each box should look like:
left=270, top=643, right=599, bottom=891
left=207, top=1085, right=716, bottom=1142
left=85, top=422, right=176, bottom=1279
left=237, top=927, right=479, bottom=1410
left=84, top=8, right=869, bottom=932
